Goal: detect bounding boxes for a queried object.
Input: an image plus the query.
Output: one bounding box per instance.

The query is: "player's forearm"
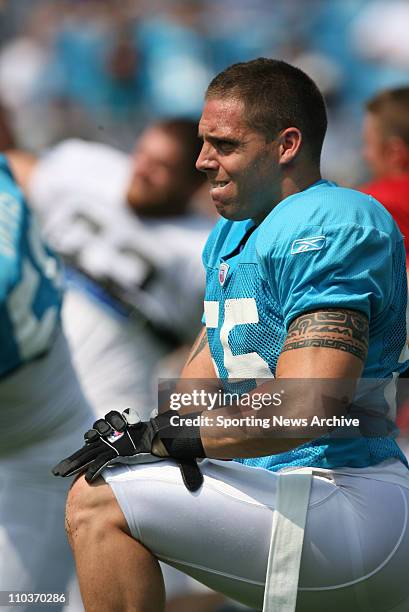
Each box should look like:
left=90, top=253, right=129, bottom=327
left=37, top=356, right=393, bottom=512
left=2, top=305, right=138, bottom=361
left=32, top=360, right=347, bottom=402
left=201, top=426, right=308, bottom=458
left=199, top=397, right=317, bottom=458
left=187, top=377, right=357, bottom=459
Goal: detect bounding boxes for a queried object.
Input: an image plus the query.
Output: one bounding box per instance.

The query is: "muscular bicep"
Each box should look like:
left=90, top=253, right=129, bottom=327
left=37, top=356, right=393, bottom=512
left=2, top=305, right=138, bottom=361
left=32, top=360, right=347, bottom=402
left=276, top=308, right=369, bottom=379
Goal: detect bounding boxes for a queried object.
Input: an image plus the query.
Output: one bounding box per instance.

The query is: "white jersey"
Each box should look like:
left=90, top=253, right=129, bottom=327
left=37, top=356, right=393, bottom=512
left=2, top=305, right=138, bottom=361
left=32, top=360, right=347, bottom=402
left=28, top=139, right=211, bottom=343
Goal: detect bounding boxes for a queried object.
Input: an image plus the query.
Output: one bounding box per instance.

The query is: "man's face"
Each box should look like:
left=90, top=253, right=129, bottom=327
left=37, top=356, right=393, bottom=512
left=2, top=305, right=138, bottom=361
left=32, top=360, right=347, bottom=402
left=196, top=97, right=279, bottom=223
left=127, top=126, right=191, bottom=215
left=362, top=112, right=389, bottom=179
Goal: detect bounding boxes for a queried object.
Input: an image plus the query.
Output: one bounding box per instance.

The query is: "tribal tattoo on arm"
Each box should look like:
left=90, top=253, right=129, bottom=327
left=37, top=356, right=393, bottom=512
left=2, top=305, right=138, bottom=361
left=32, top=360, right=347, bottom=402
left=282, top=309, right=369, bottom=362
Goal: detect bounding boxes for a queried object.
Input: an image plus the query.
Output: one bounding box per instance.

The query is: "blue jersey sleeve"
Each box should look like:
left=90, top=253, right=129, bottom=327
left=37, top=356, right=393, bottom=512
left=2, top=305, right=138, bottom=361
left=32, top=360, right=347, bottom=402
left=0, top=165, right=25, bottom=301
left=258, top=222, right=397, bottom=330
left=0, top=155, right=62, bottom=376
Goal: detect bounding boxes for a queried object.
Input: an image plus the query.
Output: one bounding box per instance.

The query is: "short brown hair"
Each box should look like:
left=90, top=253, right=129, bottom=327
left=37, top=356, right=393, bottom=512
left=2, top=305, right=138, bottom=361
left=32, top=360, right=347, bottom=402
left=206, top=58, right=327, bottom=165
left=366, top=87, right=409, bottom=147
left=155, top=118, right=206, bottom=187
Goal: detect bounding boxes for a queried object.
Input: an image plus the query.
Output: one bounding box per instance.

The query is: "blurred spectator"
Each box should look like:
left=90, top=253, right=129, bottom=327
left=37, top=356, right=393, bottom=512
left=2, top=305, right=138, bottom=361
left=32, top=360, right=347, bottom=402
left=359, top=87, right=409, bottom=261
left=0, top=0, right=407, bottom=182
left=357, top=86, right=409, bottom=454
left=0, top=0, right=58, bottom=149
left=134, top=1, right=211, bottom=119
left=351, top=1, right=409, bottom=70
left=37, top=1, right=144, bottom=148
left=202, top=1, right=283, bottom=73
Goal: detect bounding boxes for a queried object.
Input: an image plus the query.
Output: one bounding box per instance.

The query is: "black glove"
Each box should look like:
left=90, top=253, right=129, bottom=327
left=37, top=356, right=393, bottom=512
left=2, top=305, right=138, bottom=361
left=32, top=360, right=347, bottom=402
left=52, top=410, right=204, bottom=492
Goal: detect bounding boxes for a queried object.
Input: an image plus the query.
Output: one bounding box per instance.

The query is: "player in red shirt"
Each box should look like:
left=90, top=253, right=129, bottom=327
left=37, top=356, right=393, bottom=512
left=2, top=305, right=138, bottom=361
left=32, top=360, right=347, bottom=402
left=359, top=87, right=409, bottom=438
left=360, top=87, right=409, bottom=261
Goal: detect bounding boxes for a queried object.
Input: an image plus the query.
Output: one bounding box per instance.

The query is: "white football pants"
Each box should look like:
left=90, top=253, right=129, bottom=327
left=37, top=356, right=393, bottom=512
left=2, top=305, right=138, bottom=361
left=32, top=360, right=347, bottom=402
left=104, top=457, right=409, bottom=612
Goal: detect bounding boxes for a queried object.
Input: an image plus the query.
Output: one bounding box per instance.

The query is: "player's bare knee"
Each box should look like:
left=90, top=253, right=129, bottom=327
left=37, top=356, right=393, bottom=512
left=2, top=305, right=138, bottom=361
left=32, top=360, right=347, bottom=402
left=65, top=476, right=91, bottom=546
left=65, top=475, right=127, bottom=548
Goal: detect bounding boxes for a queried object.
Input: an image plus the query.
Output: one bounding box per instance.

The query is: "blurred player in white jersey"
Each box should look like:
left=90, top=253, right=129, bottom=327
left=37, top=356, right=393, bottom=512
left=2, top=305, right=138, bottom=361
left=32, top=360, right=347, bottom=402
left=7, top=119, right=211, bottom=422
left=0, top=154, right=92, bottom=611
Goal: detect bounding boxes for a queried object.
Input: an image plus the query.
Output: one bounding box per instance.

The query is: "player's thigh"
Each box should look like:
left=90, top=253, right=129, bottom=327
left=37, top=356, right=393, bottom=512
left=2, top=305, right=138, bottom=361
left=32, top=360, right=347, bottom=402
left=104, top=460, right=271, bottom=606
left=103, top=460, right=330, bottom=608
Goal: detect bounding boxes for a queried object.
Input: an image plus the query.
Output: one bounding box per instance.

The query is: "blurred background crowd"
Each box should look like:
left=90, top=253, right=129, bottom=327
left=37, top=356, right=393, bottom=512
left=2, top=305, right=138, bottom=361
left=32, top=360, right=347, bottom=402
left=0, top=0, right=408, bottom=185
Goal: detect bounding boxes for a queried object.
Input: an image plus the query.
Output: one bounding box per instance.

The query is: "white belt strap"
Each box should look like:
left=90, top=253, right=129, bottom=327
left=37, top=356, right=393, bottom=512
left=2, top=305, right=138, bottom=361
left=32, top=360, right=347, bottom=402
left=262, top=470, right=313, bottom=612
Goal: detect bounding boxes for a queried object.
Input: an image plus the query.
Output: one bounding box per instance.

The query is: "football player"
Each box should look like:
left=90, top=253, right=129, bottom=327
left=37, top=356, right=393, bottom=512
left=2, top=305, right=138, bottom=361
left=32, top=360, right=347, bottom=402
left=0, top=154, right=92, bottom=608
left=55, top=59, right=409, bottom=611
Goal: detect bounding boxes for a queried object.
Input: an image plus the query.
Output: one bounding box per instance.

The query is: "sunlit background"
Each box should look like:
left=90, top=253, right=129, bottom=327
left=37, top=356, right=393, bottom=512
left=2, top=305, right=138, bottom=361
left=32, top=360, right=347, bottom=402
left=0, top=0, right=408, bottom=183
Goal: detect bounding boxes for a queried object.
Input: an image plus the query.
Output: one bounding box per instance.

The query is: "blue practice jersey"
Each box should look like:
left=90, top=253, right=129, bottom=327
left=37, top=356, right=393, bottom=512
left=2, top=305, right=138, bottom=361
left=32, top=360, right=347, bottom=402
left=0, top=155, right=62, bottom=377
left=202, top=180, right=409, bottom=471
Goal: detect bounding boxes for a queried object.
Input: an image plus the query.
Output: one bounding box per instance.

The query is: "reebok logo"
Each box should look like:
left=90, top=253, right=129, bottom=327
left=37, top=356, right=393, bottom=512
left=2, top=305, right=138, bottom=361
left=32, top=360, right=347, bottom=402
left=291, top=236, right=325, bottom=255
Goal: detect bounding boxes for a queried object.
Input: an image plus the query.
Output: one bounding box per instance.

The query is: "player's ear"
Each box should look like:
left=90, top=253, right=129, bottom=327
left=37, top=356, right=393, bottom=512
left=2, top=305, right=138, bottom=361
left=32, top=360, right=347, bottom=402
left=387, top=135, right=409, bottom=169
left=277, top=127, right=302, bottom=165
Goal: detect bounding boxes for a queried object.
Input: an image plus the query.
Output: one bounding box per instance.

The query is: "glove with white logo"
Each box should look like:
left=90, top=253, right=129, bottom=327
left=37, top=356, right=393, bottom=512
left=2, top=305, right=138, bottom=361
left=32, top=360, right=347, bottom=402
left=52, top=410, right=205, bottom=492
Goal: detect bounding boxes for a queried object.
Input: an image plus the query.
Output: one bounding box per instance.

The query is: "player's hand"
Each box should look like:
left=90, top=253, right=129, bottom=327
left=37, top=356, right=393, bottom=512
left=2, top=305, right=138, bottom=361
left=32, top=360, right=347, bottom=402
left=52, top=410, right=204, bottom=491
left=52, top=410, right=161, bottom=483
